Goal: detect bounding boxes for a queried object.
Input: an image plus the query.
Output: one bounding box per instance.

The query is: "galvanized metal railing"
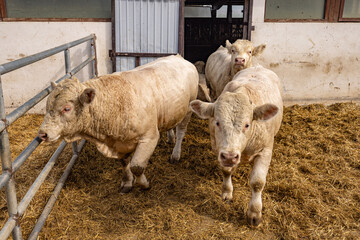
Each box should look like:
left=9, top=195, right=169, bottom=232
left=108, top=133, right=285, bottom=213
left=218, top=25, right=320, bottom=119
left=0, top=34, right=98, bottom=240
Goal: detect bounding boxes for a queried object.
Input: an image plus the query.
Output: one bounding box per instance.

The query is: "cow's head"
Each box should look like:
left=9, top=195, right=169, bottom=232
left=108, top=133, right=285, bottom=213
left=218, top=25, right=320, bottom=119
left=190, top=90, right=278, bottom=168
left=38, top=78, right=96, bottom=142
left=225, top=40, right=266, bottom=75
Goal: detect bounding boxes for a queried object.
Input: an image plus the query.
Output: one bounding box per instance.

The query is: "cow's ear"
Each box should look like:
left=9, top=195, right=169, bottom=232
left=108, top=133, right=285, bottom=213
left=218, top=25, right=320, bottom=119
left=80, top=88, right=96, bottom=105
left=225, top=40, right=232, bottom=53
left=253, top=104, right=278, bottom=121
left=190, top=100, right=214, bottom=119
left=252, top=44, right=266, bottom=57
left=50, top=81, right=57, bottom=90
left=72, top=76, right=80, bottom=83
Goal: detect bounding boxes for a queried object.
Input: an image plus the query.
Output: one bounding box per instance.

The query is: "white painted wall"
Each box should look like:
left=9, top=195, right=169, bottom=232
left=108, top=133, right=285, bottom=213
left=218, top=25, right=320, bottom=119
left=0, top=22, right=112, bottom=113
left=252, top=0, right=360, bottom=105
left=1, top=1, right=359, bottom=114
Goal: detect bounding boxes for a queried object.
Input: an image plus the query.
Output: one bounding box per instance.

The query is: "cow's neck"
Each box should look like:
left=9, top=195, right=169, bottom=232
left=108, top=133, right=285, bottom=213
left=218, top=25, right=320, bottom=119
left=80, top=78, right=135, bottom=142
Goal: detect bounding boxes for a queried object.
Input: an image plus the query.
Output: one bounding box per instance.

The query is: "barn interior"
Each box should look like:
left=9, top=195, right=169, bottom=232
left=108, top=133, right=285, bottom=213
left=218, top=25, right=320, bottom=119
left=184, top=0, right=250, bottom=63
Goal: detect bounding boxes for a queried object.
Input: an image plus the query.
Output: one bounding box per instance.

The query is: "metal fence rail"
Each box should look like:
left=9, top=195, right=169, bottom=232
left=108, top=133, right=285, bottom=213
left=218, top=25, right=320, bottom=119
left=0, top=34, right=98, bottom=240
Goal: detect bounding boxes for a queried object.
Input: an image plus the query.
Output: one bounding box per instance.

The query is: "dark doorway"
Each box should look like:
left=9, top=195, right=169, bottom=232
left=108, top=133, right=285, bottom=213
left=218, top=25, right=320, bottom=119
left=184, top=0, right=253, bottom=63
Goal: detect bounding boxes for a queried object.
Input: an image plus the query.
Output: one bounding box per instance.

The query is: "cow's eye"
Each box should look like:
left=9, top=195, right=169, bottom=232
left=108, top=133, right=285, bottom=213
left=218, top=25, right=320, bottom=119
left=231, top=49, right=235, bottom=54
left=248, top=50, right=252, bottom=54
left=216, top=121, right=220, bottom=127
left=245, top=123, right=250, bottom=129
left=62, top=106, right=71, bottom=114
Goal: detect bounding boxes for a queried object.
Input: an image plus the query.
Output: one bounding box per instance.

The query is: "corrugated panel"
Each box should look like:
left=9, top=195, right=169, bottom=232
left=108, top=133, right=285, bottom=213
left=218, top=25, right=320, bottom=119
left=115, top=0, right=179, bottom=72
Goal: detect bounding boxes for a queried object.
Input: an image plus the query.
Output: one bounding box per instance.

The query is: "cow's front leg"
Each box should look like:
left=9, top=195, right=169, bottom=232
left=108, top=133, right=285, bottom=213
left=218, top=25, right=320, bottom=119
left=169, top=111, right=192, bottom=163
left=119, top=156, right=134, bottom=193
left=221, top=167, right=236, bottom=201
left=247, top=149, right=272, bottom=227
left=130, top=131, right=160, bottom=189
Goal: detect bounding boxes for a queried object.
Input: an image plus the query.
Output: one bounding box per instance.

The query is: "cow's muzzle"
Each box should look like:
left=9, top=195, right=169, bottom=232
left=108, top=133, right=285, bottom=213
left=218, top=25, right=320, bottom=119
left=38, top=130, right=48, bottom=141
left=235, top=58, right=245, bottom=66
left=219, top=151, right=240, bottom=167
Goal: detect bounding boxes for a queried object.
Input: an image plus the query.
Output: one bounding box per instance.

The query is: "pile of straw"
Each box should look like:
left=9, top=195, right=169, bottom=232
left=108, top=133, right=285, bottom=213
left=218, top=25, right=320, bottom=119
left=1, top=103, right=359, bottom=239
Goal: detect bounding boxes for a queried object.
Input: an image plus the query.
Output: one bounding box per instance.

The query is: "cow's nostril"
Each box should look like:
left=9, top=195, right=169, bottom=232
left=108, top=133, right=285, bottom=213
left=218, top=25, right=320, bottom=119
left=220, top=152, right=226, bottom=161
left=38, top=132, right=48, bottom=141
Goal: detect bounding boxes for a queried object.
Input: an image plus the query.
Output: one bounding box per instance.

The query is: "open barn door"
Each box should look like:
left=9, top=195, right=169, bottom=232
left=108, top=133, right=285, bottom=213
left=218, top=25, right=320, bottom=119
left=110, top=0, right=185, bottom=72
left=184, top=0, right=254, bottom=63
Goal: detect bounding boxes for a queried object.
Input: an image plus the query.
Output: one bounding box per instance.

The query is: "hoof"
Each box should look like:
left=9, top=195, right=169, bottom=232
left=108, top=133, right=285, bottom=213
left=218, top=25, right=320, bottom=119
left=247, top=214, right=262, bottom=227
left=119, top=186, right=132, bottom=194
left=221, top=192, right=233, bottom=202
left=169, top=155, right=180, bottom=164
left=140, top=185, right=151, bottom=191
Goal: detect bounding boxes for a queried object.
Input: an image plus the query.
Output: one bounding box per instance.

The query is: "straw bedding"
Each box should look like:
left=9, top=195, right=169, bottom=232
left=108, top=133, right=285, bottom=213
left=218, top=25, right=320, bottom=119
left=0, top=103, right=359, bottom=239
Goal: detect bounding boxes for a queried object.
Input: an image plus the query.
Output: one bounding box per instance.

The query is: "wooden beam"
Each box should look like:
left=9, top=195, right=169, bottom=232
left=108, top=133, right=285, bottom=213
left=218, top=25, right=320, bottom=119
left=0, top=0, right=7, bottom=21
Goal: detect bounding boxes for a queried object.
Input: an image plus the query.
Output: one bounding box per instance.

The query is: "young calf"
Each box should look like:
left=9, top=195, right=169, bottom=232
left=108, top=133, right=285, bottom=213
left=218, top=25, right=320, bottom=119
left=190, top=65, right=283, bottom=226
left=38, top=55, right=199, bottom=193
left=205, top=39, right=266, bottom=99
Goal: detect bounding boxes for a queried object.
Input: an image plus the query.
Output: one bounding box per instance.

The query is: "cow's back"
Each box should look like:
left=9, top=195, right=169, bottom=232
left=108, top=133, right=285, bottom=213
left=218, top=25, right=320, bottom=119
left=205, top=46, right=232, bottom=98
left=228, top=65, right=283, bottom=135
left=118, top=55, right=199, bottom=132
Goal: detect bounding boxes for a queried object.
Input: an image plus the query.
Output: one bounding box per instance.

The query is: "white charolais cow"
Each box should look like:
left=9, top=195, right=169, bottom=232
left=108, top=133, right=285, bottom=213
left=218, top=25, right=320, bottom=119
left=205, top=39, right=266, bottom=99
left=190, top=65, right=283, bottom=226
left=38, top=55, right=199, bottom=193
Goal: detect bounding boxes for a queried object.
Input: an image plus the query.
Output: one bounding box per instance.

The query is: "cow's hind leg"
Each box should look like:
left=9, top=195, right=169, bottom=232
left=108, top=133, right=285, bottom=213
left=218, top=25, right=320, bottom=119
left=130, top=131, right=160, bottom=189
left=167, top=129, right=175, bottom=144
left=119, top=156, right=134, bottom=193
left=169, top=111, right=192, bottom=163
left=247, top=149, right=272, bottom=227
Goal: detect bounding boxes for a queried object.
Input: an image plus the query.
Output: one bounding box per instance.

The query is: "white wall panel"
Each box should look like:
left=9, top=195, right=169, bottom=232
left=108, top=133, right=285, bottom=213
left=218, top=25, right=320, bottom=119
left=115, top=0, right=179, bottom=71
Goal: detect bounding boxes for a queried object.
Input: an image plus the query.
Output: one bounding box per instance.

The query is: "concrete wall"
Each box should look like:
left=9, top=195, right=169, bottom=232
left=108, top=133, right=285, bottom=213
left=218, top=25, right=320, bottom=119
left=0, top=22, right=112, bottom=113
left=251, top=0, right=360, bottom=105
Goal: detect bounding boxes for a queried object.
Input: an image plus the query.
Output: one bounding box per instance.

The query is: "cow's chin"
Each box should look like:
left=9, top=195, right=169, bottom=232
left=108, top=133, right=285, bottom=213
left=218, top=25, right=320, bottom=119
left=47, top=135, right=61, bottom=142
left=218, top=159, right=240, bottom=169
left=234, top=63, right=245, bottom=68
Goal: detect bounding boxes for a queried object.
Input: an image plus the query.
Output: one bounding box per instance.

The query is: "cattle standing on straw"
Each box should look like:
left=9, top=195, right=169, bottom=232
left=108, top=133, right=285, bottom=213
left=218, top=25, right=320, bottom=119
left=38, top=55, right=199, bottom=193
left=205, top=40, right=266, bottom=100
left=190, top=65, right=283, bottom=226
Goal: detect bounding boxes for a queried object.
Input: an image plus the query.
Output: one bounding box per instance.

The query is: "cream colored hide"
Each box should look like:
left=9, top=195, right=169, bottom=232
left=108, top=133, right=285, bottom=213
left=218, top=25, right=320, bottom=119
left=38, top=55, right=199, bottom=193
left=190, top=65, right=283, bottom=227
left=205, top=39, right=266, bottom=100
left=194, top=61, right=211, bottom=102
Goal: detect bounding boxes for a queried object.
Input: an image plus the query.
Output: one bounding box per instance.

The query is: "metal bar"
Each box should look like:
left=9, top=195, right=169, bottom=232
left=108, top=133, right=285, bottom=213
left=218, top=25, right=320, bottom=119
left=64, top=49, right=71, bottom=74
left=0, top=137, right=42, bottom=190
left=91, top=37, right=99, bottom=78
left=0, top=34, right=95, bottom=75
left=0, top=75, right=23, bottom=240
left=0, top=218, right=16, bottom=240
left=178, top=0, right=185, bottom=56
left=17, top=141, right=67, bottom=216
left=0, top=73, right=69, bottom=133
left=69, top=55, right=95, bottom=76
left=111, top=0, right=116, bottom=72
left=0, top=171, right=10, bottom=190
left=12, top=137, right=42, bottom=174
left=248, top=0, right=254, bottom=40
left=112, top=52, right=176, bottom=57
left=135, top=57, right=140, bottom=67
left=28, top=140, right=86, bottom=240
left=0, top=142, right=67, bottom=240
